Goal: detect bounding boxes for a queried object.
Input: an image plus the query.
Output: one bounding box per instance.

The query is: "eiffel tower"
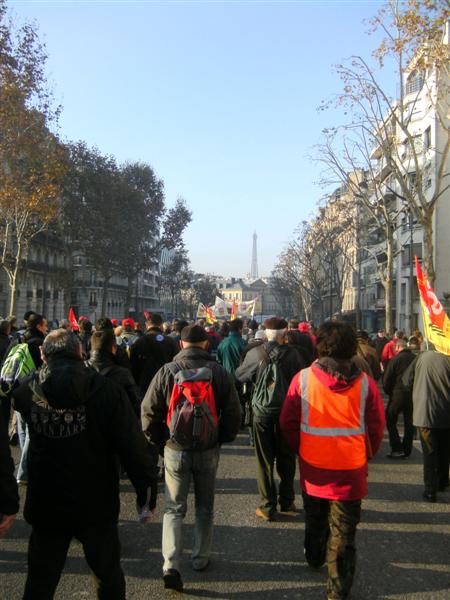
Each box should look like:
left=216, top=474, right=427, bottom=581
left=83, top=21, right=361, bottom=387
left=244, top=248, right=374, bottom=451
left=250, top=231, right=258, bottom=279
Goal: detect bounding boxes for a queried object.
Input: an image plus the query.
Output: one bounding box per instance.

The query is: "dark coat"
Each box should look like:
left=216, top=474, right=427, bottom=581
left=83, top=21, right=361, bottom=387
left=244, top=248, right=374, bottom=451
left=374, top=335, right=389, bottom=361
left=217, top=332, right=247, bottom=374
left=402, top=350, right=450, bottom=428
left=141, top=346, right=241, bottom=451
left=287, top=330, right=314, bottom=366
left=0, top=333, right=11, bottom=364
left=0, top=411, right=19, bottom=516
left=13, top=355, right=157, bottom=527
left=130, top=328, right=178, bottom=396
left=383, top=349, right=417, bottom=401
left=86, top=350, right=141, bottom=415
left=23, top=328, right=45, bottom=370
left=235, top=341, right=305, bottom=388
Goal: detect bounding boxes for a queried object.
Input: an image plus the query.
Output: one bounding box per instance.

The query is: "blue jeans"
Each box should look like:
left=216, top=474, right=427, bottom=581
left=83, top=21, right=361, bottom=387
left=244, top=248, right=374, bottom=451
left=16, top=411, right=29, bottom=482
left=162, top=446, right=220, bottom=572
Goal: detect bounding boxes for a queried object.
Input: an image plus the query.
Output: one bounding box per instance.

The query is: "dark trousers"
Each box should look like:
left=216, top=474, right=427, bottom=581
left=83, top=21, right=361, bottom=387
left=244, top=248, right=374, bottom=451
left=302, top=491, right=361, bottom=600
left=253, top=416, right=296, bottom=515
left=385, top=393, right=414, bottom=455
left=418, top=427, right=450, bottom=495
left=23, top=521, right=125, bottom=600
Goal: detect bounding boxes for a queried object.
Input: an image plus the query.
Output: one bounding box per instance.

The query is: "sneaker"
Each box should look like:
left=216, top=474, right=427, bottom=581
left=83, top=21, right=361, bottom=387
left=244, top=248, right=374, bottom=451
left=386, top=451, right=406, bottom=459
left=163, top=569, right=183, bottom=592
left=279, top=502, right=298, bottom=515
left=255, top=507, right=276, bottom=522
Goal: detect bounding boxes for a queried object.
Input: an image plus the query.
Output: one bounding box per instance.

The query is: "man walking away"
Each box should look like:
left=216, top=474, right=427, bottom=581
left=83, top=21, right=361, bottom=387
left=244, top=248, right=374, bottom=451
left=381, top=330, right=404, bottom=370
left=142, top=324, right=241, bottom=593
left=356, top=330, right=381, bottom=381
left=79, top=319, right=93, bottom=359
left=13, top=330, right=157, bottom=600
left=130, top=314, right=178, bottom=397
left=383, top=338, right=417, bottom=458
left=403, top=349, right=450, bottom=502
left=217, top=318, right=247, bottom=375
left=235, top=317, right=305, bottom=521
left=15, top=313, right=48, bottom=485
left=373, top=329, right=389, bottom=364
left=287, top=319, right=314, bottom=366
left=280, top=321, right=384, bottom=600
left=86, top=330, right=141, bottom=416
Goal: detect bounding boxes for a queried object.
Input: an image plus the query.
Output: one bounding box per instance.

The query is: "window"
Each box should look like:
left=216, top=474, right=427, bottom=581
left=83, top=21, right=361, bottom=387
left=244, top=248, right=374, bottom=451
left=401, top=283, right=406, bottom=305
left=405, top=71, right=424, bottom=95
left=424, top=126, right=431, bottom=150
left=402, top=243, right=422, bottom=265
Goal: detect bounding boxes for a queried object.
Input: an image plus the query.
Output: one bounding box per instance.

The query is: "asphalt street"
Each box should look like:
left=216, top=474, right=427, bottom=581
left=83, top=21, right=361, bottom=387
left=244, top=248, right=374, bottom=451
left=1, top=431, right=450, bottom=600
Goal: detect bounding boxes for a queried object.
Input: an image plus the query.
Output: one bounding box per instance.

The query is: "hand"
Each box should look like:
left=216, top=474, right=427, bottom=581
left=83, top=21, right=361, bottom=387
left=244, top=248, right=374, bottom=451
left=0, top=513, right=17, bottom=538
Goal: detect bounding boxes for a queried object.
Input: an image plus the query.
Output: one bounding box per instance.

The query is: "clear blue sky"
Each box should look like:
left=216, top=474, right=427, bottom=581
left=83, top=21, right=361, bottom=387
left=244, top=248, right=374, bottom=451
left=11, top=0, right=388, bottom=277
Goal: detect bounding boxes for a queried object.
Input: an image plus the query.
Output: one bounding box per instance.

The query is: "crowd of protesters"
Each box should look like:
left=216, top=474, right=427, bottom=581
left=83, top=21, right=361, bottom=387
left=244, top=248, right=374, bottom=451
left=0, top=310, right=449, bottom=600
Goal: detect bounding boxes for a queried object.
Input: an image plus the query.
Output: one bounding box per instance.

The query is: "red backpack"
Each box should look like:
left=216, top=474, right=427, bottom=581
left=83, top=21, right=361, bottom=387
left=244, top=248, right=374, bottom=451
left=166, top=364, right=219, bottom=450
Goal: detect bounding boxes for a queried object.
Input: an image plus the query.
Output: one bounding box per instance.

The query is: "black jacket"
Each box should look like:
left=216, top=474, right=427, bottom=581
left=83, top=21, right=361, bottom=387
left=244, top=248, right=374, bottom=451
left=141, top=346, right=241, bottom=451
left=86, top=350, right=141, bottom=415
left=287, top=331, right=314, bottom=366
left=23, top=328, right=45, bottom=370
left=383, top=349, right=416, bottom=400
left=0, top=333, right=11, bottom=364
left=235, top=341, right=306, bottom=392
left=374, top=336, right=389, bottom=361
left=0, top=411, right=19, bottom=516
left=130, top=328, right=178, bottom=395
left=13, top=355, right=157, bottom=527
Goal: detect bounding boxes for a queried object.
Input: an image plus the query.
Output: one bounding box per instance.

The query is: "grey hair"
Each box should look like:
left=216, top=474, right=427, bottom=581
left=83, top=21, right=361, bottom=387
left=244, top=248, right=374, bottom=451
left=265, top=328, right=287, bottom=343
left=42, top=330, right=82, bottom=359
left=395, top=338, right=407, bottom=350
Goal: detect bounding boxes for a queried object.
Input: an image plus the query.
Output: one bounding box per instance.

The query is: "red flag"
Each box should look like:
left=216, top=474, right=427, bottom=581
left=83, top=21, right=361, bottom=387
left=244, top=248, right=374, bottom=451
left=143, top=310, right=151, bottom=321
left=415, top=256, right=450, bottom=355
left=231, top=302, right=237, bottom=321
left=68, top=307, right=79, bottom=332
left=204, top=305, right=215, bottom=324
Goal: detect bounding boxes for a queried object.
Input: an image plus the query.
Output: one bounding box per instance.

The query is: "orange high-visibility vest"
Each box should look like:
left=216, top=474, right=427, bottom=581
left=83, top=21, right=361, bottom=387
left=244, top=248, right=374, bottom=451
left=299, top=368, right=369, bottom=470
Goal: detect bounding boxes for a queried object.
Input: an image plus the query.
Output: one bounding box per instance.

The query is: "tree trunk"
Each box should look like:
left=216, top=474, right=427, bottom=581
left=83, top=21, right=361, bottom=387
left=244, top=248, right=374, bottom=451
left=381, top=226, right=395, bottom=335
left=8, top=269, right=18, bottom=316
left=422, top=216, right=435, bottom=284
left=8, top=241, right=23, bottom=316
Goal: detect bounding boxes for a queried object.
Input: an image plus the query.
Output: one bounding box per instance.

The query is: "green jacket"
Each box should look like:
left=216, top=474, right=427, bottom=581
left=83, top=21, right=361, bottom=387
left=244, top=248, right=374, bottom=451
left=217, top=332, right=247, bottom=375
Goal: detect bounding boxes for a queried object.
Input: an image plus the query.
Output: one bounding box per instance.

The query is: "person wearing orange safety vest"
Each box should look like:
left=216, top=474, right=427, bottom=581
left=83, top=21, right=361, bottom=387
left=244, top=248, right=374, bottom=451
left=280, top=321, right=385, bottom=600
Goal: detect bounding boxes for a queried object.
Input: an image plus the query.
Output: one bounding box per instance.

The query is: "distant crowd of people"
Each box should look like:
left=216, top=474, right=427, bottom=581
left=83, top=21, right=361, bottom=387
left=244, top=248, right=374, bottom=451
left=0, top=310, right=449, bottom=600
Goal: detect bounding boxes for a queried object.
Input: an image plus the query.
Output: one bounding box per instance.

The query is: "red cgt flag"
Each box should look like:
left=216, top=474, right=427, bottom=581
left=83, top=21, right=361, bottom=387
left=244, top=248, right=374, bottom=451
left=68, top=307, right=79, bottom=332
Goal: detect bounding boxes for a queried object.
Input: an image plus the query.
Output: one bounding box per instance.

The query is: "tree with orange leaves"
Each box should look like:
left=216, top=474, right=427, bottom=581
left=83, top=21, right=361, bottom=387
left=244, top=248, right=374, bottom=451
left=0, top=0, right=67, bottom=314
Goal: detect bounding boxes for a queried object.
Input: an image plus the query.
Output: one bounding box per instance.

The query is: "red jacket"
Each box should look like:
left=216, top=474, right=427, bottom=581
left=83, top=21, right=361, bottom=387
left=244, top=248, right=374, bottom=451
left=381, top=339, right=398, bottom=369
left=280, top=360, right=385, bottom=501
